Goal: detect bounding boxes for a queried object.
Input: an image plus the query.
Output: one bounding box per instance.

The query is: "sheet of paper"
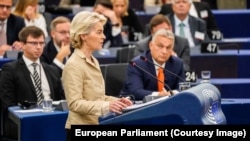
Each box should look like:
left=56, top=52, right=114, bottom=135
left=15, top=109, right=43, bottom=113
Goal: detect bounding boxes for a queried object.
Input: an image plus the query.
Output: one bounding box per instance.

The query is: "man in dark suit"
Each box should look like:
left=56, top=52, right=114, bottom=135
left=41, top=16, right=73, bottom=74
left=166, top=0, right=209, bottom=47
left=0, top=0, right=25, bottom=56
left=0, top=26, right=65, bottom=140
left=159, top=0, right=220, bottom=39
left=120, top=29, right=185, bottom=100
left=134, top=14, right=190, bottom=71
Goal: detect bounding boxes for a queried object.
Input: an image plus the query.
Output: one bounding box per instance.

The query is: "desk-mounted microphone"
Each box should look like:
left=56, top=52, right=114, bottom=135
left=129, top=61, right=173, bottom=96
left=140, top=56, right=186, bottom=82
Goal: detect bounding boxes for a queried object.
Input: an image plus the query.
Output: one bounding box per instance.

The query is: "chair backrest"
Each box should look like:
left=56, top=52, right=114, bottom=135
left=101, top=63, right=128, bottom=97
left=116, top=46, right=136, bottom=63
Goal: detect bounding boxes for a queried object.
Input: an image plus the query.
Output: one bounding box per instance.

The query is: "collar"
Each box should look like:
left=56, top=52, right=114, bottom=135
left=152, top=57, right=165, bottom=70
left=174, top=14, right=189, bottom=27
left=22, top=55, right=41, bottom=66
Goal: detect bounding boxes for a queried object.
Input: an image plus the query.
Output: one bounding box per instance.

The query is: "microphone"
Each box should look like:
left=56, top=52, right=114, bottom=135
left=129, top=61, right=173, bottom=96
left=140, top=56, right=186, bottom=82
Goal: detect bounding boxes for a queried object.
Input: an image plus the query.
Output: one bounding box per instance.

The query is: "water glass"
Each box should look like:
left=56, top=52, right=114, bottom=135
left=43, top=99, right=53, bottom=112
left=201, top=70, right=211, bottom=83
left=179, top=82, right=191, bottom=91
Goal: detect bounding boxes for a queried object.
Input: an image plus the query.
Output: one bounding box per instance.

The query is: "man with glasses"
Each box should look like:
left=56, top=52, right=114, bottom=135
left=0, top=26, right=65, bottom=140
left=0, top=0, right=25, bottom=57
left=41, top=16, right=73, bottom=74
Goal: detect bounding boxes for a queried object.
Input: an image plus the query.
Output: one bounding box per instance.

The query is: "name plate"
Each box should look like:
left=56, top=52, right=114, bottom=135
left=201, top=43, right=218, bottom=53
left=208, top=30, right=223, bottom=40
left=185, top=71, right=197, bottom=83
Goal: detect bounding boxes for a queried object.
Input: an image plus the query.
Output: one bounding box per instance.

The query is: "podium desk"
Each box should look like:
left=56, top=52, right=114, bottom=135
left=193, top=79, right=250, bottom=98
left=8, top=107, right=68, bottom=141
left=221, top=99, right=250, bottom=125
left=7, top=100, right=250, bottom=141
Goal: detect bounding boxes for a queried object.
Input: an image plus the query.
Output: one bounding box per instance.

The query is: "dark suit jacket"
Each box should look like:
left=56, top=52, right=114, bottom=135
left=168, top=14, right=209, bottom=46
left=40, top=40, right=74, bottom=73
left=120, top=50, right=185, bottom=100
left=159, top=2, right=219, bottom=32
left=0, top=58, right=65, bottom=139
left=122, top=8, right=144, bottom=41
left=134, top=35, right=190, bottom=71
left=104, top=20, right=123, bottom=47
left=6, top=14, right=25, bottom=45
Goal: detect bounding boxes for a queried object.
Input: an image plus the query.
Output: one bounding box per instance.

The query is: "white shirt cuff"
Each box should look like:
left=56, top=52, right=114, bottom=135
left=112, top=27, right=121, bottom=36
left=53, top=58, right=64, bottom=69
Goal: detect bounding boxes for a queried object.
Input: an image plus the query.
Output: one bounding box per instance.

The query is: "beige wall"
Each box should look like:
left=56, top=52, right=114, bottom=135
left=217, top=0, right=246, bottom=9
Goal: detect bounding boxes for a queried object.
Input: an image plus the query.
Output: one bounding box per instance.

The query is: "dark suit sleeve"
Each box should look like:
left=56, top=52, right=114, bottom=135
left=0, top=64, right=17, bottom=110
left=7, top=14, right=25, bottom=45
left=122, top=62, right=155, bottom=100
left=127, top=8, right=144, bottom=33
left=199, top=2, right=219, bottom=31
left=177, top=37, right=191, bottom=71
left=159, top=4, right=173, bottom=15
left=104, top=22, right=123, bottom=47
left=46, top=65, right=65, bottom=100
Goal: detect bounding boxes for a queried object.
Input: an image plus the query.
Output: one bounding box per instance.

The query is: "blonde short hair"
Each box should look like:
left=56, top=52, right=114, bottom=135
left=70, top=11, right=107, bottom=49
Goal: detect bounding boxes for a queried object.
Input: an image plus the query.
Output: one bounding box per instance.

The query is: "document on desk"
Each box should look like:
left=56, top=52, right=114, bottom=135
left=15, top=109, right=43, bottom=113
left=123, top=96, right=169, bottom=112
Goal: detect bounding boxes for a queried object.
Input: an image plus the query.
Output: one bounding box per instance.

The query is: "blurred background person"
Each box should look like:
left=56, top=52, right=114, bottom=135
left=61, top=11, right=132, bottom=141
left=111, top=0, right=144, bottom=44
left=0, top=0, right=25, bottom=57
left=41, top=16, right=73, bottom=74
left=166, top=0, right=209, bottom=47
left=13, top=0, right=48, bottom=37
left=134, top=14, right=190, bottom=71
left=94, top=0, right=123, bottom=48
left=120, top=29, right=185, bottom=100
left=159, top=0, right=220, bottom=39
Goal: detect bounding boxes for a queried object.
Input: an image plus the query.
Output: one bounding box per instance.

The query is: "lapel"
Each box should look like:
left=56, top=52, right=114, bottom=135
left=19, top=58, right=37, bottom=97
left=193, top=2, right=202, bottom=18
left=145, top=52, right=157, bottom=85
left=41, top=62, right=54, bottom=98
left=188, top=16, right=197, bottom=42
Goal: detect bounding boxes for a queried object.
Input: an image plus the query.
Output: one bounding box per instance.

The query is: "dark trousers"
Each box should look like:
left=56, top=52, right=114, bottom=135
left=66, top=129, right=71, bottom=141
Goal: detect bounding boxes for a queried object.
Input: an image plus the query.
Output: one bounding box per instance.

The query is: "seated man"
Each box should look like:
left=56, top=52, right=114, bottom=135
left=0, top=0, right=25, bottom=57
left=0, top=26, right=65, bottom=140
left=166, top=0, right=210, bottom=47
left=134, top=14, right=190, bottom=71
left=159, top=0, right=220, bottom=35
left=41, top=16, right=73, bottom=74
left=120, top=29, right=185, bottom=100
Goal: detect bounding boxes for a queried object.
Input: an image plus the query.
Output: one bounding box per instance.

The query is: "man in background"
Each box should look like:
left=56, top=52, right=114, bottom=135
left=159, top=0, right=220, bottom=40
left=0, top=0, right=25, bottom=57
left=41, top=16, right=73, bottom=74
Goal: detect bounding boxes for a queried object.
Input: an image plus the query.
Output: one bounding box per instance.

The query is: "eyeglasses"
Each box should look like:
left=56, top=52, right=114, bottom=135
left=56, top=31, right=70, bottom=35
left=0, top=4, right=12, bottom=10
left=26, top=41, right=46, bottom=46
